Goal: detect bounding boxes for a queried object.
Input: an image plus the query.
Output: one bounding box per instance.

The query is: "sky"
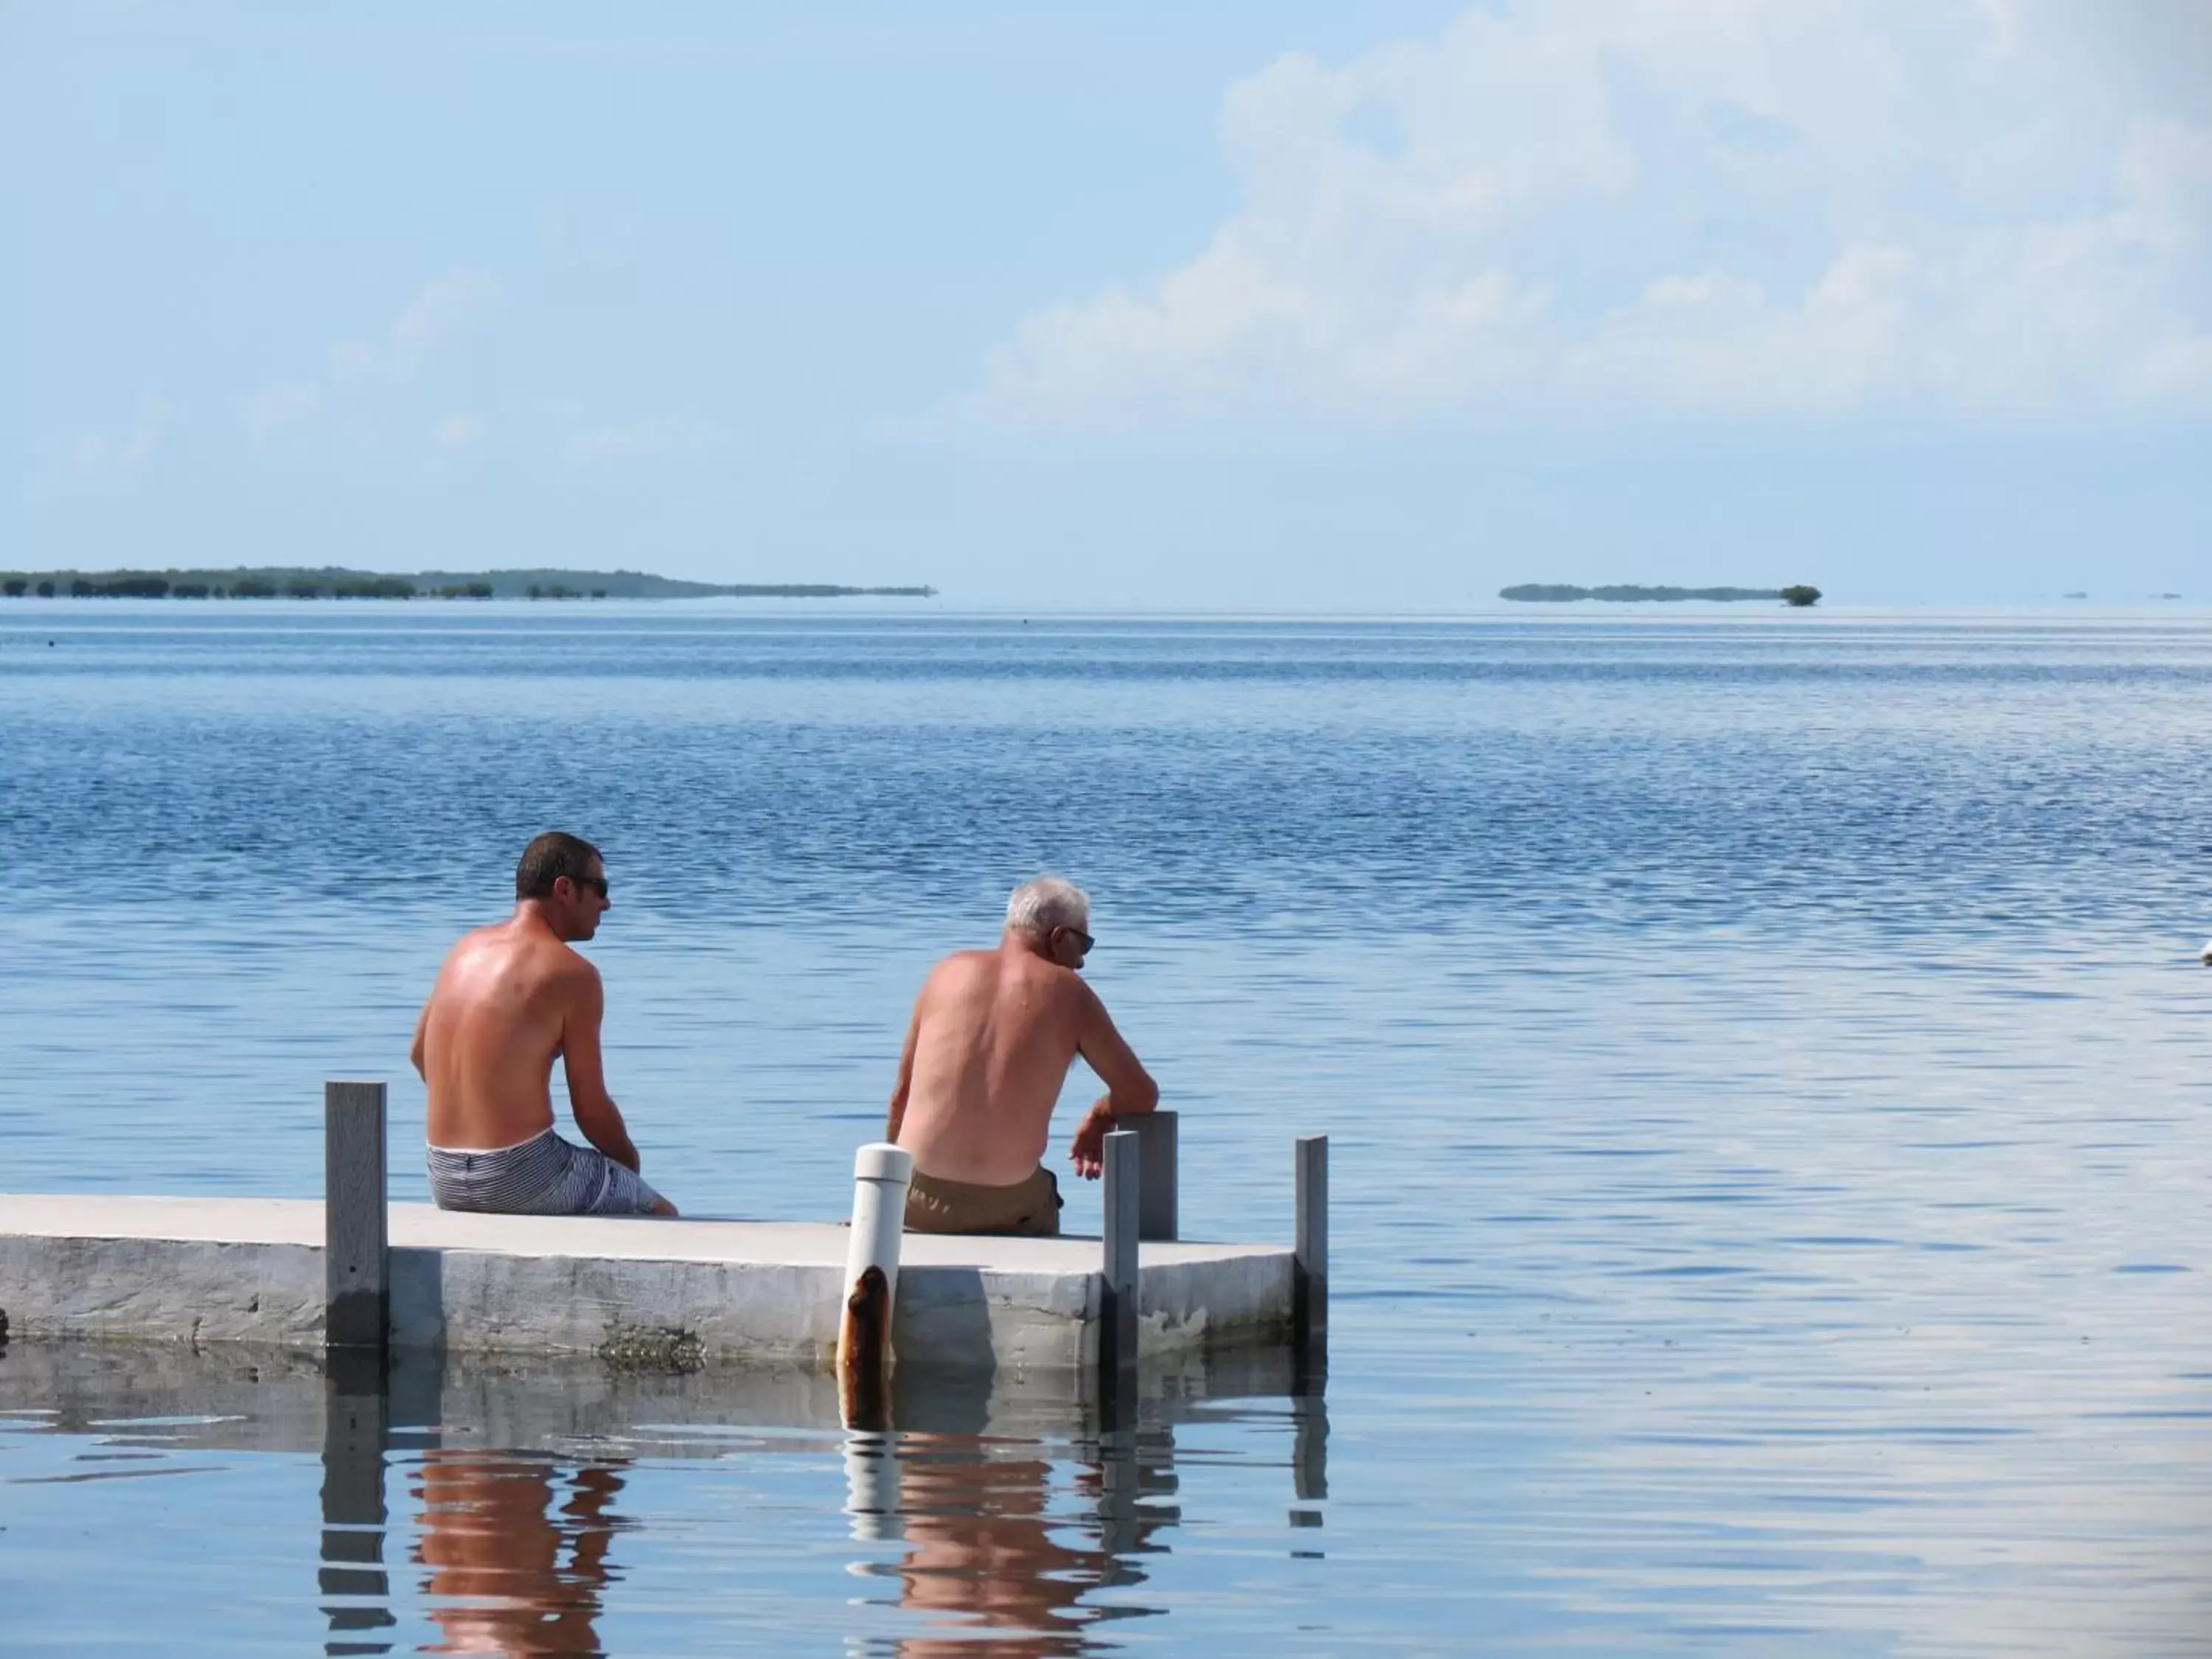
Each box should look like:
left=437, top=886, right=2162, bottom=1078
left=4, top=0, right=2208, bottom=608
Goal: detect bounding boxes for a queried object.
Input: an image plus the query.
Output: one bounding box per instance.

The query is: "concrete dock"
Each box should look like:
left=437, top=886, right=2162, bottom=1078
left=0, top=1194, right=1295, bottom=1371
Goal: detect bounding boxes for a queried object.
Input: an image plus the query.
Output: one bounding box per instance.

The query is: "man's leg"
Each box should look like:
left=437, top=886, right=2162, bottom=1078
left=563, top=1144, right=676, bottom=1217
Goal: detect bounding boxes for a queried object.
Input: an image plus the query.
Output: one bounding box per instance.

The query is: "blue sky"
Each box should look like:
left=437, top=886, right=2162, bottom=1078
left=4, top=1, right=2207, bottom=607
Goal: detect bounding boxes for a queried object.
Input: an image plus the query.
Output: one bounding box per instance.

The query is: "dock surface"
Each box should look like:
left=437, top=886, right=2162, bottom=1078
left=0, top=1194, right=1293, bottom=1370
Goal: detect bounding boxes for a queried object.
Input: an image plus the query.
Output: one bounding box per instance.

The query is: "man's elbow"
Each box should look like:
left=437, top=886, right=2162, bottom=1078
left=1119, top=1072, right=1161, bottom=1115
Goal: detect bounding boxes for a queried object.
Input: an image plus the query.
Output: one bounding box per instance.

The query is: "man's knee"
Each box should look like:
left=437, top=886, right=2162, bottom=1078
left=648, top=1194, right=679, bottom=1218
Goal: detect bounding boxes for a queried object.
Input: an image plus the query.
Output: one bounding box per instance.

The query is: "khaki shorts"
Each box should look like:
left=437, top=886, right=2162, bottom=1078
left=905, top=1166, right=1062, bottom=1237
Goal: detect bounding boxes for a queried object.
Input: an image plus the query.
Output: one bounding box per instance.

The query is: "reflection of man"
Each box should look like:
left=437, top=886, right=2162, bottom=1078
left=891, top=1438, right=1096, bottom=1658
left=888, top=877, right=1158, bottom=1237
left=411, top=830, right=676, bottom=1216
left=414, top=1450, right=628, bottom=1655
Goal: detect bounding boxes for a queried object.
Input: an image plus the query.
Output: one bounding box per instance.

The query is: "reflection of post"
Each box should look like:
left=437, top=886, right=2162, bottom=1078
left=320, top=1347, right=394, bottom=1652
left=1290, top=1380, right=1329, bottom=1503
left=1096, top=1419, right=1140, bottom=1559
left=845, top=1430, right=903, bottom=1542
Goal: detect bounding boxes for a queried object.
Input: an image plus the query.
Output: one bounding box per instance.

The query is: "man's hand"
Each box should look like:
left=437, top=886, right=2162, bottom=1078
left=1068, top=1099, right=1116, bottom=1180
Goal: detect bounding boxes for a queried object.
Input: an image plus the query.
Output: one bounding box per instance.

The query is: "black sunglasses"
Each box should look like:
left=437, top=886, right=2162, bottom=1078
left=1058, top=926, right=1094, bottom=952
left=567, top=874, right=610, bottom=900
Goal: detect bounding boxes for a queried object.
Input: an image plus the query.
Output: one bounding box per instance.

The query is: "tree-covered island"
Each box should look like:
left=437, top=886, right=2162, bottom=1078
left=1501, top=583, right=1821, bottom=606
left=0, top=566, right=938, bottom=601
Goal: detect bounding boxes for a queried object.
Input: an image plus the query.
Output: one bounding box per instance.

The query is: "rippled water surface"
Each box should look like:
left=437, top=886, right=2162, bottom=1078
left=2, top=604, right=2209, bottom=1654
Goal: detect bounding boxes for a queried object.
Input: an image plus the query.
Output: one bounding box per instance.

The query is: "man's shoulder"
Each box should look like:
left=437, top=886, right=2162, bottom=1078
left=1011, top=953, right=1097, bottom=1010
left=451, top=922, right=598, bottom=986
left=924, top=947, right=1000, bottom=984
left=542, top=937, right=602, bottom=986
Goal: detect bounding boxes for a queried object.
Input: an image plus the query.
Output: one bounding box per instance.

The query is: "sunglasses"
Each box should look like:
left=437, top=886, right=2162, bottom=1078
left=1058, top=926, right=1094, bottom=953
left=567, top=874, right=610, bottom=900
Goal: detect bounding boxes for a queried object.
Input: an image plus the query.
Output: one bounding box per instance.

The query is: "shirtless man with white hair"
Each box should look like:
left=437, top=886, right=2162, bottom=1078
left=886, top=876, right=1159, bottom=1236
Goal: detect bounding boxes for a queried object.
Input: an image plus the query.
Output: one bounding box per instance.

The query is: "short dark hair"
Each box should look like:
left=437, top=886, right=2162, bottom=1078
left=515, top=831, right=603, bottom=900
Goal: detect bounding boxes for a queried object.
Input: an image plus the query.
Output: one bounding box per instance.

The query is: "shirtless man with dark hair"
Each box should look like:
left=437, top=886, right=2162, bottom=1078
left=411, top=831, right=677, bottom=1217
left=888, top=876, right=1158, bottom=1236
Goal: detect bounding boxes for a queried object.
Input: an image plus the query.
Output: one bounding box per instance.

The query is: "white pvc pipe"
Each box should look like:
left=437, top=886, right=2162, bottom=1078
left=839, top=1141, right=916, bottom=1425
left=843, top=1141, right=916, bottom=1310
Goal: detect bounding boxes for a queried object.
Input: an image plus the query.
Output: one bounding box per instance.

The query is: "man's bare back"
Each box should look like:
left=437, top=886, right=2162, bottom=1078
left=411, top=833, right=674, bottom=1217
left=888, top=881, right=1157, bottom=1194
left=415, top=919, right=619, bottom=1153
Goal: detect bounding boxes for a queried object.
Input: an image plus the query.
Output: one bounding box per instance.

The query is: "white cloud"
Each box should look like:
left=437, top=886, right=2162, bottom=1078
left=239, top=380, right=321, bottom=448
left=950, top=0, right=2212, bottom=431
left=330, top=270, right=503, bottom=387
left=431, top=411, right=488, bottom=449
left=239, top=270, right=502, bottom=448
left=72, top=396, right=171, bottom=482
left=564, top=412, right=740, bottom=466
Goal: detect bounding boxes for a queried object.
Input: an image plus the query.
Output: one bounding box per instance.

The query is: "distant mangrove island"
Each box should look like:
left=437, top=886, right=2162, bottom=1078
left=0, top=566, right=938, bottom=602
left=1502, top=583, right=1822, bottom=607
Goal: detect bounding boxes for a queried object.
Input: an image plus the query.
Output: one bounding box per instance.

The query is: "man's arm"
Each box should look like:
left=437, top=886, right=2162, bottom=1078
left=1068, top=981, right=1160, bottom=1179
left=408, top=998, right=431, bottom=1079
left=560, top=965, right=644, bottom=1173
left=885, top=993, right=924, bottom=1143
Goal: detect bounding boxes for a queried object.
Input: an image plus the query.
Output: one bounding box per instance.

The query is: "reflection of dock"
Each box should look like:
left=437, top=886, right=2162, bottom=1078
left=0, top=1338, right=1328, bottom=1657
left=0, top=1194, right=1293, bottom=1369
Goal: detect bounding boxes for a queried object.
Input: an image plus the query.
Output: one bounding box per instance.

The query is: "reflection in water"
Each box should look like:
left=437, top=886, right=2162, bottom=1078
left=411, top=1450, right=633, bottom=1657
left=320, top=1357, right=394, bottom=1656
left=863, top=1419, right=1184, bottom=1658
left=293, top=1347, right=1318, bottom=1656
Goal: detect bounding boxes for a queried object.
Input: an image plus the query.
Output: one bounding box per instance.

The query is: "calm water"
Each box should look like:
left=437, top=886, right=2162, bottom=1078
left=3, top=603, right=2210, bottom=1655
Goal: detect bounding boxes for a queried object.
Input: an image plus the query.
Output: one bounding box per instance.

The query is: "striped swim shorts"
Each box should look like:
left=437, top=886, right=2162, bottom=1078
left=426, top=1127, right=665, bottom=1217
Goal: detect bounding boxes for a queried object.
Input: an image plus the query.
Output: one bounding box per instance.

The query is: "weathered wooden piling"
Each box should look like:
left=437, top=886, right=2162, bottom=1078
left=1100, top=1129, right=1141, bottom=1386
left=838, top=1142, right=914, bottom=1429
left=1118, top=1109, right=1178, bottom=1241
left=1293, top=1135, right=1327, bottom=1370
left=323, top=1079, right=388, bottom=1354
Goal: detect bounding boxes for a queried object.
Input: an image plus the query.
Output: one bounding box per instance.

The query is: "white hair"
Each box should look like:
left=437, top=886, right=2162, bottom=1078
left=1006, top=874, right=1089, bottom=936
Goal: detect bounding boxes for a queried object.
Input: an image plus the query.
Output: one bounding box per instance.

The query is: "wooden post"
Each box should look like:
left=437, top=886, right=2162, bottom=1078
left=1099, top=1129, right=1141, bottom=1384
left=839, top=1142, right=914, bottom=1431
left=1293, top=1135, right=1327, bottom=1371
left=1116, top=1110, right=1178, bottom=1242
left=324, top=1080, right=388, bottom=1354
